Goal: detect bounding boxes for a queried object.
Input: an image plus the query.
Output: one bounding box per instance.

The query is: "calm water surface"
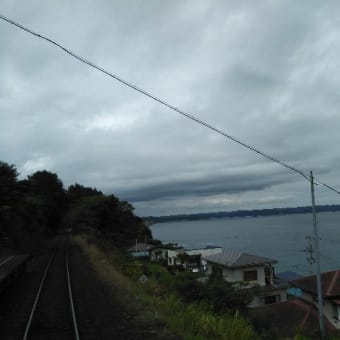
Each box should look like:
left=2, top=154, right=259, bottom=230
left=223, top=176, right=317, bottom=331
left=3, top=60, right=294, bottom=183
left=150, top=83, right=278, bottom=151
left=151, top=211, right=340, bottom=275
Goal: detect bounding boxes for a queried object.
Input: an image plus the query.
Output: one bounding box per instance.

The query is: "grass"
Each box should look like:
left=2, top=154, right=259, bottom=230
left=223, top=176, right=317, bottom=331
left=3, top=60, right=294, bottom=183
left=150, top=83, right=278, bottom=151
left=71, top=234, right=136, bottom=305
left=140, top=293, right=258, bottom=340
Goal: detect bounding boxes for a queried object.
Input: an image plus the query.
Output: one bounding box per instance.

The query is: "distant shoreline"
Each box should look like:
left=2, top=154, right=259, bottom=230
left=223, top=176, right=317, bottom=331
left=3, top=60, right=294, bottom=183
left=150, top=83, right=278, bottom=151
left=144, top=205, right=340, bottom=224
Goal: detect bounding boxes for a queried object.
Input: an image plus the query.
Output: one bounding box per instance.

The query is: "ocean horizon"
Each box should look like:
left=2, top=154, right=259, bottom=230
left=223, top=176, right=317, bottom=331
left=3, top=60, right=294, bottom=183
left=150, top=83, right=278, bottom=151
left=151, top=211, right=340, bottom=276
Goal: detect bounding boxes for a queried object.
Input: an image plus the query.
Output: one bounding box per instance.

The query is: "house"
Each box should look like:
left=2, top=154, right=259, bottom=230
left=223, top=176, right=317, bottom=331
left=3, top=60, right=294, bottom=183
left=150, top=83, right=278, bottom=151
left=169, top=246, right=223, bottom=269
left=186, top=246, right=223, bottom=268
left=127, top=242, right=154, bottom=258
left=150, top=243, right=183, bottom=264
left=151, top=245, right=222, bottom=270
left=150, top=247, right=169, bottom=263
left=203, top=249, right=288, bottom=307
left=176, top=246, right=223, bottom=271
left=290, top=270, right=340, bottom=329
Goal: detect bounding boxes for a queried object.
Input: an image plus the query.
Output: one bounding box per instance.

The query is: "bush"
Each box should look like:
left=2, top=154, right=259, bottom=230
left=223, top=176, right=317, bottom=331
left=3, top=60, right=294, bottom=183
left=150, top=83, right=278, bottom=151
left=172, top=273, right=256, bottom=314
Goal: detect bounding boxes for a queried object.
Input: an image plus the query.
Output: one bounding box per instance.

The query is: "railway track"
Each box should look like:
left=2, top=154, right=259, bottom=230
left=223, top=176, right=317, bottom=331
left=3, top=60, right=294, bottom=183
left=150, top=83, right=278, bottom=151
left=22, top=248, right=80, bottom=340
left=0, top=242, right=169, bottom=339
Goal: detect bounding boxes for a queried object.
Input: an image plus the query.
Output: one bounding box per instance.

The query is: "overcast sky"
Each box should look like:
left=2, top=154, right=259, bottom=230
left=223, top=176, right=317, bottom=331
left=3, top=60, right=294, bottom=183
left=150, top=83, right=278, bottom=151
left=1, top=1, right=340, bottom=216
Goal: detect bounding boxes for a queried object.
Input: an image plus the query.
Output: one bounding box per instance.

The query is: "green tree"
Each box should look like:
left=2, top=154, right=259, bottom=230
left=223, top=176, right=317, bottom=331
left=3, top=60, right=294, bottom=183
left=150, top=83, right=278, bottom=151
left=174, top=274, right=257, bottom=313
left=0, top=161, right=19, bottom=207
left=0, top=161, right=20, bottom=242
left=202, top=277, right=256, bottom=313
left=67, top=183, right=103, bottom=203
left=26, top=170, right=66, bottom=232
left=0, top=161, right=153, bottom=252
left=66, top=194, right=151, bottom=246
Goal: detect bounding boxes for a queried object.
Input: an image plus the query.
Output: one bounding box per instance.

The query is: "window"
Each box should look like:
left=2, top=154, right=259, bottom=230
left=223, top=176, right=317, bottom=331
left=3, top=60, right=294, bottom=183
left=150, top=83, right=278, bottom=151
left=212, top=265, right=223, bottom=278
left=265, top=295, right=281, bottom=304
left=243, top=270, right=257, bottom=282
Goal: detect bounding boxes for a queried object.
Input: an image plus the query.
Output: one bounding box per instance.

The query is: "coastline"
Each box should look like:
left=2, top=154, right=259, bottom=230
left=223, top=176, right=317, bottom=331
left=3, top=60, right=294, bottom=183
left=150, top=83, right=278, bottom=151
left=145, top=204, right=340, bottom=224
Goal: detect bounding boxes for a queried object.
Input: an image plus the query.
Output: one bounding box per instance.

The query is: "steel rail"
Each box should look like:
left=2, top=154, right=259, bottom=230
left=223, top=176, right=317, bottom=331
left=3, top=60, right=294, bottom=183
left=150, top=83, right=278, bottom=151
left=22, top=253, right=54, bottom=340
left=0, top=255, right=15, bottom=267
left=22, top=249, right=80, bottom=340
left=66, top=248, right=80, bottom=340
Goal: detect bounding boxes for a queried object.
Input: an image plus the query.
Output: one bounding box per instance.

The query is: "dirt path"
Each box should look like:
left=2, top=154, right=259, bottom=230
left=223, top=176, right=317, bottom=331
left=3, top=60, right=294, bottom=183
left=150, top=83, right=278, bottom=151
left=69, top=243, right=179, bottom=340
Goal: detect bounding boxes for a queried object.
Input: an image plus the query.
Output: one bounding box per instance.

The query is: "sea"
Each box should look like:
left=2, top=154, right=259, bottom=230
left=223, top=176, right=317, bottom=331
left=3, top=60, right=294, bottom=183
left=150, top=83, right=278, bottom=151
left=150, top=211, right=340, bottom=276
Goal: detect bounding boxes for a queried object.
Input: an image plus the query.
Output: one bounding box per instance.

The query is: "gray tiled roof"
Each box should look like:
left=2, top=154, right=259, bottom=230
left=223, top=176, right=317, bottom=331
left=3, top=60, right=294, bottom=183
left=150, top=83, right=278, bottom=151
left=203, top=249, right=277, bottom=268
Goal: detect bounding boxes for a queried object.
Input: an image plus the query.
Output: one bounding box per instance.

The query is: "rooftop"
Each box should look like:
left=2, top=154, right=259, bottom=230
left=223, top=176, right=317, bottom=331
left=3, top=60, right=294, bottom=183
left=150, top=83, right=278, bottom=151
left=185, top=246, right=222, bottom=251
left=291, top=270, right=340, bottom=298
left=203, top=249, right=277, bottom=268
left=127, top=243, right=154, bottom=252
left=252, top=298, right=335, bottom=337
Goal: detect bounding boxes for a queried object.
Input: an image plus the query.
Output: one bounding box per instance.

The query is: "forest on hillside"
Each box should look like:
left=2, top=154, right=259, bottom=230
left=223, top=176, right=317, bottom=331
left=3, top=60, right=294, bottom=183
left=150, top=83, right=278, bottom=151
left=147, top=205, right=340, bottom=224
left=0, top=160, right=151, bottom=251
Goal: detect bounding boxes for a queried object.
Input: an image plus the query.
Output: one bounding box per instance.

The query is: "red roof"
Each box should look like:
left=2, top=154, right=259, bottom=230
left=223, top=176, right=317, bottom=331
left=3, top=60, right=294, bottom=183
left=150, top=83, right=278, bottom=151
left=252, top=298, right=335, bottom=337
left=291, top=270, right=340, bottom=298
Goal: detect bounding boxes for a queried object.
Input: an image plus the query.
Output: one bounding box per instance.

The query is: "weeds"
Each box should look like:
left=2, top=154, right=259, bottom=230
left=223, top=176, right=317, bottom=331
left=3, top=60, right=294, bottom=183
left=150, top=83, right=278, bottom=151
left=73, top=234, right=259, bottom=339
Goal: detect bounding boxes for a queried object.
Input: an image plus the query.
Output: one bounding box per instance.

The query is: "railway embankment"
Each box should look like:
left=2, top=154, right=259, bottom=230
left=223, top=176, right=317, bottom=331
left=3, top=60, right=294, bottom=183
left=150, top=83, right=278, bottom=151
left=0, top=237, right=177, bottom=340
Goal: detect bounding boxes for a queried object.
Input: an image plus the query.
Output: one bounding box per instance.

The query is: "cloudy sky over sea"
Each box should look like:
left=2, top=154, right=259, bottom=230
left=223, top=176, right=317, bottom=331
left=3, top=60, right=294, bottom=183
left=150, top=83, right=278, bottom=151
left=1, top=1, right=340, bottom=216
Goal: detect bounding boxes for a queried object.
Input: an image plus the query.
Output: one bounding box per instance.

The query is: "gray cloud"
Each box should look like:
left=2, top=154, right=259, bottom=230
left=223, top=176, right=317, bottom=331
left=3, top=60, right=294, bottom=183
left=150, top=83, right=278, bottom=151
left=117, top=171, right=290, bottom=202
left=1, top=1, right=340, bottom=215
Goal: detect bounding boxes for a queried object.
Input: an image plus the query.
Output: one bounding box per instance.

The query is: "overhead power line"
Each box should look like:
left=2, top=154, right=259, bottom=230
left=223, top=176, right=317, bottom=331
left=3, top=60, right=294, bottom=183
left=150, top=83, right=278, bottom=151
left=1, top=13, right=339, bottom=195
left=320, top=183, right=340, bottom=195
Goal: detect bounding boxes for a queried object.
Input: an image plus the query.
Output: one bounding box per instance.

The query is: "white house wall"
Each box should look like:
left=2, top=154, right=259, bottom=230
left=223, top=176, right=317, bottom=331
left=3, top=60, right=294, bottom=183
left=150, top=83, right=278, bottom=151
left=323, top=300, right=339, bottom=329
left=167, top=249, right=181, bottom=266
left=223, top=267, right=243, bottom=282
left=296, top=290, right=340, bottom=329
left=249, top=289, right=287, bottom=308
left=150, top=248, right=168, bottom=262
left=206, top=264, right=266, bottom=287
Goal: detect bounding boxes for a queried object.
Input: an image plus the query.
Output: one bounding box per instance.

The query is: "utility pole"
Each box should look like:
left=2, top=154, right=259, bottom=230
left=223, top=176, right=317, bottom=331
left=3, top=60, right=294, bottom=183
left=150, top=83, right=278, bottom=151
left=304, top=236, right=315, bottom=275
left=310, top=171, right=325, bottom=338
